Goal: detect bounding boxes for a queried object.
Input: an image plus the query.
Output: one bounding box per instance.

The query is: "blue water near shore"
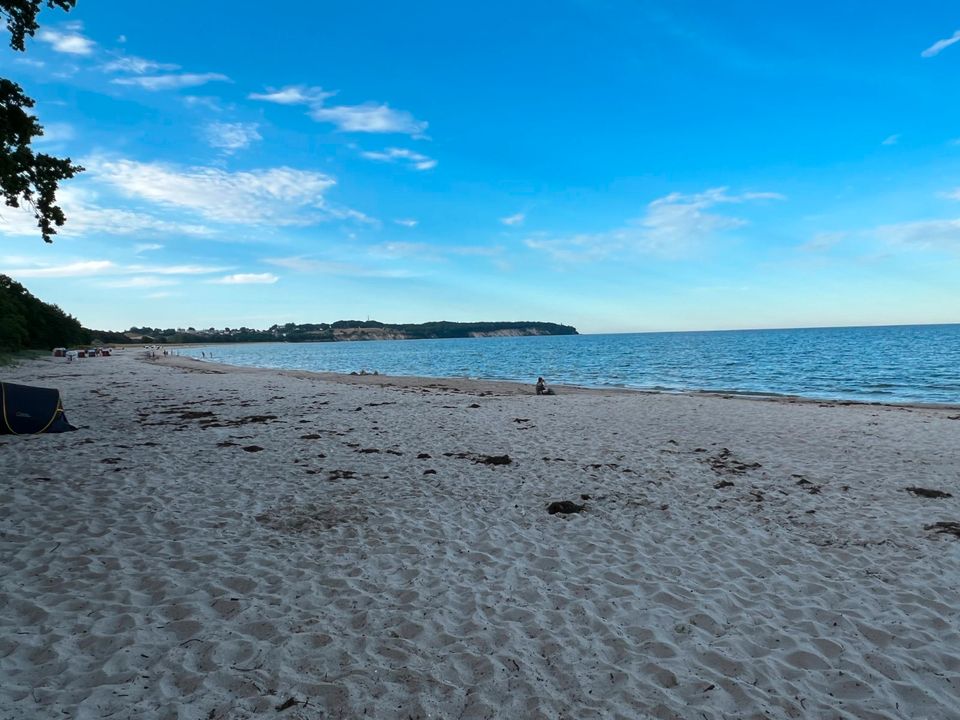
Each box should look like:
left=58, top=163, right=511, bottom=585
left=181, top=324, right=960, bottom=405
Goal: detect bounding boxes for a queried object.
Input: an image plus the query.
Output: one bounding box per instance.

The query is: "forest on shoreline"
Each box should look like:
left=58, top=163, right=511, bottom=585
left=0, top=275, right=577, bottom=354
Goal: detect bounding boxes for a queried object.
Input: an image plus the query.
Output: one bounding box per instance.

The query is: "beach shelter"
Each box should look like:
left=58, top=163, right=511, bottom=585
left=0, top=382, right=76, bottom=434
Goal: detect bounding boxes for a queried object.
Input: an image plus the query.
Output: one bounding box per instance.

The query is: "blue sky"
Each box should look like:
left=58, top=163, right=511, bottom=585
left=1, top=0, right=959, bottom=333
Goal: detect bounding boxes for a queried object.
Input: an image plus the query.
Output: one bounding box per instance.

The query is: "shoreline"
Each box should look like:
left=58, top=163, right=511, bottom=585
left=154, top=352, right=960, bottom=411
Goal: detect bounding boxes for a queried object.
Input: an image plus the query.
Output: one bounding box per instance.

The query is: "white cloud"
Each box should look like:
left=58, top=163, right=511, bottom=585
left=450, top=245, right=504, bottom=257
left=14, top=57, right=45, bottom=69
left=922, top=30, right=960, bottom=58
left=249, top=85, right=334, bottom=105
left=369, top=242, right=434, bottom=259
left=501, top=212, right=525, bottom=226
left=101, top=276, right=180, bottom=288
left=264, top=255, right=415, bottom=278
left=36, top=122, right=74, bottom=145
left=360, top=147, right=436, bottom=170
left=265, top=256, right=335, bottom=272
left=0, top=186, right=214, bottom=238
left=800, top=231, right=847, bottom=252
left=394, top=218, right=418, bottom=227
left=134, top=243, right=164, bottom=253
left=0, top=258, right=228, bottom=280
left=882, top=134, right=900, bottom=146
left=210, top=273, right=279, bottom=284
left=524, top=234, right=614, bottom=264
left=38, top=28, right=95, bottom=55
left=128, top=264, right=228, bottom=275
left=251, top=85, right=427, bottom=135
left=874, top=218, right=960, bottom=251
left=204, top=122, right=262, bottom=152
left=1, top=260, right=114, bottom=278
left=86, top=157, right=344, bottom=226
left=524, top=187, right=783, bottom=262
left=640, top=188, right=781, bottom=254
left=102, top=55, right=179, bottom=74
left=112, top=73, right=230, bottom=91
left=312, top=103, right=427, bottom=135
left=183, top=95, right=226, bottom=112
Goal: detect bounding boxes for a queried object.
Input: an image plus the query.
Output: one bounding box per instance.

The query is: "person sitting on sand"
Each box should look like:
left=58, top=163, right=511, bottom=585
left=536, top=377, right=555, bottom=395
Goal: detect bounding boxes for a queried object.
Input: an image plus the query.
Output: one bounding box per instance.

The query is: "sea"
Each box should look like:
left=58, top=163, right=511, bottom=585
left=181, top=323, right=960, bottom=406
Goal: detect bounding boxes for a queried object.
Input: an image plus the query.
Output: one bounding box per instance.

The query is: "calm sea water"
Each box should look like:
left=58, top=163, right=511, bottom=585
left=182, top=324, right=960, bottom=405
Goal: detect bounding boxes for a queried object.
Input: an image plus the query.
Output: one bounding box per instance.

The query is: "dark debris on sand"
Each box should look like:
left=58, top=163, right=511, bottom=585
left=547, top=500, right=585, bottom=515
left=905, top=487, right=953, bottom=499
left=925, top=521, right=960, bottom=538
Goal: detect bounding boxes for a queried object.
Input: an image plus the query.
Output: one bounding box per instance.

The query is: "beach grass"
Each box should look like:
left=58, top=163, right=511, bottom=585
left=0, top=349, right=46, bottom=367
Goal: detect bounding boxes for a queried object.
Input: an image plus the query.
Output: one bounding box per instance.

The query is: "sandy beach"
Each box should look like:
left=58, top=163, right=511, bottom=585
left=2, top=351, right=959, bottom=719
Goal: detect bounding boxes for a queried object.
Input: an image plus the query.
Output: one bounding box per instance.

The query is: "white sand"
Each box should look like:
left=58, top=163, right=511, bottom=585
left=1, top=351, right=959, bottom=719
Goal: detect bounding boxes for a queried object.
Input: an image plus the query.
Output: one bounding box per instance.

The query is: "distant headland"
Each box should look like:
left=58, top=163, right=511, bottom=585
left=0, top=273, right=576, bottom=355
left=91, top=320, right=579, bottom=345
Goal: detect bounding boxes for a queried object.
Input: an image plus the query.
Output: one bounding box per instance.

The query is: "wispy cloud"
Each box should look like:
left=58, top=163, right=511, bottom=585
left=85, top=157, right=349, bottom=226
left=881, top=134, right=900, bottom=146
left=101, top=276, right=180, bottom=288
left=14, top=57, right=45, bottom=69
left=183, top=96, right=226, bottom=112
left=264, top=255, right=416, bottom=278
left=501, top=212, right=525, bottom=226
left=112, top=73, right=230, bottom=91
left=38, top=27, right=95, bottom=55
left=449, top=245, right=504, bottom=258
left=921, top=30, right=960, bottom=58
left=0, top=186, right=214, bottom=238
left=102, top=55, right=179, bottom=74
left=394, top=218, right=418, bottom=227
left=129, top=264, right=229, bottom=275
left=204, top=122, right=262, bottom=153
left=799, top=231, right=847, bottom=253
left=312, top=103, right=427, bottom=135
left=134, top=243, right=164, bottom=254
left=525, top=188, right=783, bottom=263
left=249, top=85, right=334, bottom=105
left=1, top=260, right=114, bottom=278
left=209, top=273, right=279, bottom=284
left=0, top=258, right=229, bottom=279
left=360, top=147, right=436, bottom=170
left=874, top=218, right=960, bottom=252
left=35, top=122, right=74, bottom=145
left=368, top=242, right=435, bottom=260
left=251, top=84, right=427, bottom=136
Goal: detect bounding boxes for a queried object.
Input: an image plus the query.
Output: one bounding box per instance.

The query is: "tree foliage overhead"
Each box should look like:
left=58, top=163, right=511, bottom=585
left=1, top=0, right=82, bottom=243
left=2, top=1, right=76, bottom=51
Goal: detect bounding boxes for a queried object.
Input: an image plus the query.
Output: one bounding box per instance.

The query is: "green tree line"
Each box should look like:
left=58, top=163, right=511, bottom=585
left=0, top=274, right=88, bottom=351
left=0, top=275, right=577, bottom=350
left=89, top=320, right=578, bottom=345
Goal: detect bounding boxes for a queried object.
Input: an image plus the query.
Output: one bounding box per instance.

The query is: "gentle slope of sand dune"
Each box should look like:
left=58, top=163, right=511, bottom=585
left=2, top=352, right=959, bottom=719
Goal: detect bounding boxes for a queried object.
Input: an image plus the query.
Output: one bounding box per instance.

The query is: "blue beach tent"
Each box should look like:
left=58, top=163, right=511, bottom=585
left=0, top=382, right=76, bottom=434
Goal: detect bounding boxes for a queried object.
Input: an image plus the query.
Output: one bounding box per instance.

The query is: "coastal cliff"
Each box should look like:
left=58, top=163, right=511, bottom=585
left=330, top=324, right=571, bottom=342
left=309, top=321, right=577, bottom=343
left=89, top=321, right=578, bottom=345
